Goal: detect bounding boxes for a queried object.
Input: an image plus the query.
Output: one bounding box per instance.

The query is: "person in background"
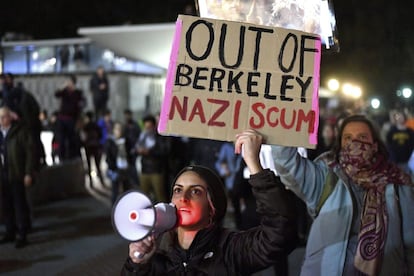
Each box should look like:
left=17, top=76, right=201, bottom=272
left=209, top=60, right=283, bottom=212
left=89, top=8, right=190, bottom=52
left=215, top=141, right=244, bottom=229
left=122, top=129, right=297, bottom=275
left=39, top=109, right=50, bottom=131
left=0, top=106, right=35, bottom=248
left=386, top=109, right=414, bottom=176
left=54, top=74, right=85, bottom=161
left=271, top=114, right=414, bottom=275
left=1, top=73, right=44, bottom=170
left=81, top=111, right=105, bottom=188
left=135, top=114, right=167, bottom=203
left=97, top=109, right=113, bottom=148
left=105, top=122, right=132, bottom=205
left=122, top=109, right=141, bottom=187
left=90, top=66, right=109, bottom=118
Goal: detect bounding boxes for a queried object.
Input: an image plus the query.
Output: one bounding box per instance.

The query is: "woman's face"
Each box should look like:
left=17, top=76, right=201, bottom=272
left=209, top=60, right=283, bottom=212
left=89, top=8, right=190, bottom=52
left=341, top=121, right=374, bottom=148
left=171, top=171, right=212, bottom=230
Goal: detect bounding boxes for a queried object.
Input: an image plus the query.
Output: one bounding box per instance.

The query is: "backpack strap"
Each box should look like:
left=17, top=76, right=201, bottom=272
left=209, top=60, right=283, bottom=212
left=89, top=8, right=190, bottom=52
left=315, top=169, right=338, bottom=216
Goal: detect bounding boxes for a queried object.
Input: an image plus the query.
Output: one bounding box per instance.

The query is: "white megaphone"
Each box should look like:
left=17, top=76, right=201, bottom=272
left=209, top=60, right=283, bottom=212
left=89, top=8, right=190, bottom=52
left=112, top=190, right=177, bottom=241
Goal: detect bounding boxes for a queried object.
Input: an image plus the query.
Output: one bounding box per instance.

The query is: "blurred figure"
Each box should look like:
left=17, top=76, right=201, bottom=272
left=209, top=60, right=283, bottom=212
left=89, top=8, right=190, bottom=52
left=105, top=122, right=133, bottom=205
left=89, top=66, right=109, bottom=118
left=122, top=109, right=141, bottom=187
left=135, top=114, right=167, bottom=203
left=386, top=110, right=414, bottom=175
left=39, top=109, right=50, bottom=131
left=307, top=118, right=336, bottom=161
left=81, top=111, right=105, bottom=188
left=97, top=109, right=113, bottom=148
left=0, top=73, right=44, bottom=170
left=189, top=138, right=223, bottom=174
left=215, top=141, right=244, bottom=229
left=54, top=74, right=86, bottom=161
left=73, top=44, right=86, bottom=70
left=49, top=111, right=60, bottom=164
left=0, top=106, right=35, bottom=248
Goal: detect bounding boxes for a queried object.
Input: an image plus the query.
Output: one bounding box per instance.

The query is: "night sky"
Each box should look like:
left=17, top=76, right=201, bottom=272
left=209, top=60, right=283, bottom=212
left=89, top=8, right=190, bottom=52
left=1, top=0, right=414, bottom=108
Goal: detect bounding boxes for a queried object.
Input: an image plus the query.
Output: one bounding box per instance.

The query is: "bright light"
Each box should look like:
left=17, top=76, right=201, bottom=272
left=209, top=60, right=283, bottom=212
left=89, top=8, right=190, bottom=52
left=342, top=83, right=354, bottom=96
left=327, top=79, right=340, bottom=91
left=371, top=98, right=380, bottom=109
left=103, top=50, right=114, bottom=61
left=32, top=51, right=39, bottom=60
left=402, top=88, right=412, bottom=99
left=342, top=83, right=362, bottom=99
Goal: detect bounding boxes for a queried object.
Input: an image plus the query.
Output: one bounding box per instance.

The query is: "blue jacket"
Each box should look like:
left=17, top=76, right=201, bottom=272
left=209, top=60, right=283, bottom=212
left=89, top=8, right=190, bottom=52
left=271, top=145, right=414, bottom=276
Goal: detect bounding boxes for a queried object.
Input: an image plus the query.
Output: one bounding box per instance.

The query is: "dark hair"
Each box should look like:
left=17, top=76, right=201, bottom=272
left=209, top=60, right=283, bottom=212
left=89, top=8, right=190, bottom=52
left=171, top=165, right=227, bottom=223
left=85, top=111, right=95, bottom=120
left=69, top=74, right=77, bottom=84
left=4, top=72, right=14, bottom=80
left=143, top=114, right=156, bottom=125
left=331, top=114, right=388, bottom=161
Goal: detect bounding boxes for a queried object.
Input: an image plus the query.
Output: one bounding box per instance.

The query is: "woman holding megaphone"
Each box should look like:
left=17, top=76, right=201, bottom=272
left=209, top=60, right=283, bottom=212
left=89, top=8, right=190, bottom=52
left=121, top=129, right=297, bottom=275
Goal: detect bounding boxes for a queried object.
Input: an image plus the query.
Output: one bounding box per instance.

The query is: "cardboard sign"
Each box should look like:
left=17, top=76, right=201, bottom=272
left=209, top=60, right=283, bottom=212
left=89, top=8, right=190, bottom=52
left=158, top=15, right=321, bottom=148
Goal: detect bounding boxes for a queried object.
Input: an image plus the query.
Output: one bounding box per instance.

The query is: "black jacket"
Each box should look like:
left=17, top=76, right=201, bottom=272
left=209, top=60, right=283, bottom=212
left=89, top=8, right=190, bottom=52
left=121, top=169, right=297, bottom=275
left=0, top=122, right=35, bottom=184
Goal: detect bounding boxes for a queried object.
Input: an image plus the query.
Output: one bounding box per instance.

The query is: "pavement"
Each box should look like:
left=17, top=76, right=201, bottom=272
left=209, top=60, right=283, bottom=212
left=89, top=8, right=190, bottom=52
left=0, top=175, right=305, bottom=276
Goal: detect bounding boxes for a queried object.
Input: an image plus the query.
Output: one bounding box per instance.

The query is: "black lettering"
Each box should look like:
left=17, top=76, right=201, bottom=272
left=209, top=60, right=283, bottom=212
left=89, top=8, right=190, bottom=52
left=247, top=72, right=260, bottom=97
left=248, top=26, right=274, bottom=70
left=227, top=71, right=243, bottom=93
left=193, top=67, right=209, bottom=90
left=278, top=33, right=298, bottom=73
left=296, top=76, right=312, bottom=103
left=175, top=64, right=193, bottom=86
left=186, top=20, right=214, bottom=61
left=264, top=73, right=276, bottom=100
left=280, top=75, right=294, bottom=101
left=219, top=24, right=245, bottom=69
left=209, top=68, right=226, bottom=92
left=299, top=35, right=320, bottom=77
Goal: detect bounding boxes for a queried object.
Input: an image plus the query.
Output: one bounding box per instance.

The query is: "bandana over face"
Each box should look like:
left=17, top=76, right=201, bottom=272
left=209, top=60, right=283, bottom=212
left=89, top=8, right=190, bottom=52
left=339, top=140, right=412, bottom=275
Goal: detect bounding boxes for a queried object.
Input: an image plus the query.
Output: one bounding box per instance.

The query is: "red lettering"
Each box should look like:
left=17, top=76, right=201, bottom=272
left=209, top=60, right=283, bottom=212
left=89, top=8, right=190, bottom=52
left=233, top=100, right=242, bottom=129
left=207, top=99, right=230, bottom=126
left=249, top=102, right=265, bottom=128
left=169, top=96, right=188, bottom=120
left=296, top=109, right=316, bottom=133
left=189, top=99, right=206, bottom=123
left=266, top=106, right=279, bottom=127
left=280, top=108, right=296, bottom=129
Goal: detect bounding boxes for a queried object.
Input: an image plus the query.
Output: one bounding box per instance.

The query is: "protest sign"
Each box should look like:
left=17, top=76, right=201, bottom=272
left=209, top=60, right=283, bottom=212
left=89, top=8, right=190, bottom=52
left=158, top=14, right=321, bottom=148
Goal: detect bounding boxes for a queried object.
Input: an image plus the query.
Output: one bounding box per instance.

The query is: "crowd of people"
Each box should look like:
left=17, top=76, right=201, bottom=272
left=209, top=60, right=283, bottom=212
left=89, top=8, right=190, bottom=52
left=0, top=69, right=413, bottom=275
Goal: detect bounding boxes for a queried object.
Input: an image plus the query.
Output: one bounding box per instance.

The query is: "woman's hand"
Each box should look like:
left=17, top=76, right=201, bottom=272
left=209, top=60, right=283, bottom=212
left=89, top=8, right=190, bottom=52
left=235, top=129, right=264, bottom=175
left=129, top=234, right=156, bottom=264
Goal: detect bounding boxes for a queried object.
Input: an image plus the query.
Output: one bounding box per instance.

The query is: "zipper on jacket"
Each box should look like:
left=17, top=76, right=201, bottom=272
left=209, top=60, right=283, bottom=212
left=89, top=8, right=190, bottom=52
left=182, top=262, right=188, bottom=272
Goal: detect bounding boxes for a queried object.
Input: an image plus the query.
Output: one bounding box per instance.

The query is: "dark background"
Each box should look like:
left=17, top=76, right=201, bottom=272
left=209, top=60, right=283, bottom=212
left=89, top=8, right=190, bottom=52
left=1, top=0, right=413, bottom=108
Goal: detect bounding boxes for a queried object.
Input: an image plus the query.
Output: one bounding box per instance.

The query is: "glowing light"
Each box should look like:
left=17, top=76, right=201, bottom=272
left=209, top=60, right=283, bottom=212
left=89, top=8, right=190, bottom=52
left=371, top=98, right=380, bottom=109
left=402, top=88, right=412, bottom=99
left=327, top=78, right=339, bottom=91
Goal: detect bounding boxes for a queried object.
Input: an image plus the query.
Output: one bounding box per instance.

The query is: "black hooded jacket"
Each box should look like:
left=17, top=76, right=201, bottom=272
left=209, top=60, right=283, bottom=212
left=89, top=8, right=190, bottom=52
left=121, top=169, right=297, bottom=275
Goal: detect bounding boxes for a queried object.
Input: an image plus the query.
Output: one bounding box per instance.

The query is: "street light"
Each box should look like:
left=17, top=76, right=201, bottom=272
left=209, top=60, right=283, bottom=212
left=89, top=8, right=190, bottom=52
left=370, top=98, right=381, bottom=109
left=342, top=83, right=362, bottom=99
left=402, top=87, right=412, bottom=99
left=327, top=78, right=340, bottom=91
